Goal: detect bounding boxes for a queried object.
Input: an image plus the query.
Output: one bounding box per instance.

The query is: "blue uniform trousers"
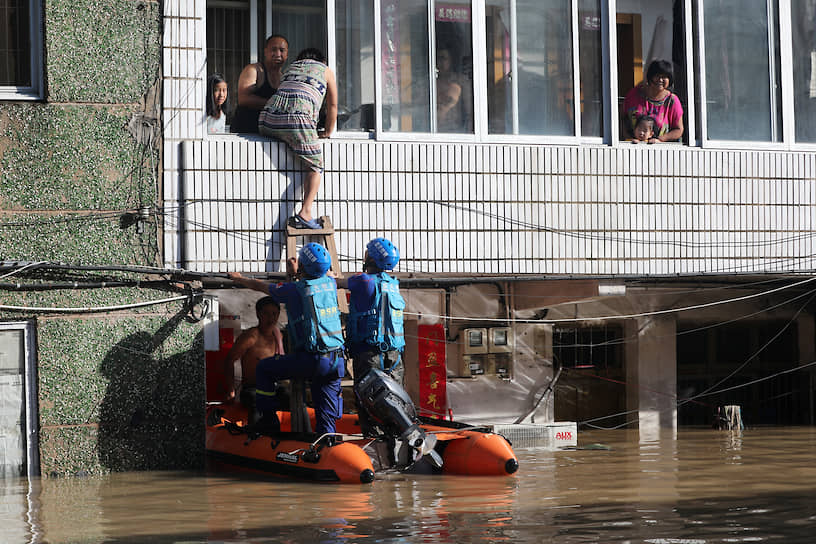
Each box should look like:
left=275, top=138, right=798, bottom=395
left=256, top=350, right=344, bottom=435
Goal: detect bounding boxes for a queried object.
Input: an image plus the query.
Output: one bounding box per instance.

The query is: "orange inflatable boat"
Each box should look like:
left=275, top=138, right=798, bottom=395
left=206, top=403, right=518, bottom=483
left=206, top=403, right=376, bottom=484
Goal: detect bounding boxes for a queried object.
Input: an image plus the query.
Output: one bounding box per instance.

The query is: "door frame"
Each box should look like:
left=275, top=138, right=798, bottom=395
left=0, top=321, right=39, bottom=477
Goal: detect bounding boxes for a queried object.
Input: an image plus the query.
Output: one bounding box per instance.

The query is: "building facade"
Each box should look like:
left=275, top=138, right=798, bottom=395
left=168, top=0, right=816, bottom=435
left=1, top=0, right=815, bottom=476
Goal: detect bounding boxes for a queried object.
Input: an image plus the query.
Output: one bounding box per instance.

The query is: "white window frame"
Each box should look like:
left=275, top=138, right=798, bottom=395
left=779, top=0, right=816, bottom=150
left=697, top=0, right=789, bottom=150
left=609, top=0, right=695, bottom=148
left=369, top=0, right=482, bottom=143
left=204, top=0, right=813, bottom=149
left=0, top=0, right=43, bottom=101
left=357, top=0, right=603, bottom=145
left=0, top=321, right=39, bottom=478
left=681, top=0, right=696, bottom=147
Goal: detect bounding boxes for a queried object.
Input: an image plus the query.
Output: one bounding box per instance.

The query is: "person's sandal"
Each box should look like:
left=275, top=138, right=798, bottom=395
left=289, top=214, right=322, bottom=229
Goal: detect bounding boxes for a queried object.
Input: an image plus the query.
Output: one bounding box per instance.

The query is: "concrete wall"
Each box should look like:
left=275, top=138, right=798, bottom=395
left=0, top=0, right=204, bottom=475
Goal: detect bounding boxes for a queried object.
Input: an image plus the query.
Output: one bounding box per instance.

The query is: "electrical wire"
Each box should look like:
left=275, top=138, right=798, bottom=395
left=0, top=295, right=191, bottom=313
left=529, top=287, right=816, bottom=354
left=678, top=292, right=816, bottom=408
left=403, top=276, right=816, bottom=324
left=433, top=199, right=816, bottom=250
left=154, top=199, right=816, bottom=266
left=0, top=261, right=48, bottom=280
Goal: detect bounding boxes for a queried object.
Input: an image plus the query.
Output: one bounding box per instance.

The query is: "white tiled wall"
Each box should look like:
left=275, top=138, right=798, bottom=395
left=162, top=1, right=816, bottom=277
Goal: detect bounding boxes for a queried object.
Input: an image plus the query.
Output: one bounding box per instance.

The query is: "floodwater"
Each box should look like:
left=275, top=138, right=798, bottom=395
left=3, top=427, right=816, bottom=543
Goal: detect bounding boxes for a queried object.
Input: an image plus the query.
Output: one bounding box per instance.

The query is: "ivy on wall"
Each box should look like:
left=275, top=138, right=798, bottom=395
left=45, top=0, right=161, bottom=104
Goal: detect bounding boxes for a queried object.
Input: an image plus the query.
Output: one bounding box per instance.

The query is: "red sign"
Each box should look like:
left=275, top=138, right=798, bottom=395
left=435, top=4, right=471, bottom=23
left=418, top=324, right=448, bottom=418
left=205, top=327, right=235, bottom=402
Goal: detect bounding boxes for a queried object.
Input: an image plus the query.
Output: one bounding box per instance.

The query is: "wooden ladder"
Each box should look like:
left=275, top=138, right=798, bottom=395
left=284, top=215, right=346, bottom=434
left=285, top=216, right=344, bottom=281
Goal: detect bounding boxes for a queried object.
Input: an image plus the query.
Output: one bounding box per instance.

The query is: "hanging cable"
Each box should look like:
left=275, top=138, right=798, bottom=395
left=0, top=295, right=189, bottom=313
left=403, top=276, right=816, bottom=324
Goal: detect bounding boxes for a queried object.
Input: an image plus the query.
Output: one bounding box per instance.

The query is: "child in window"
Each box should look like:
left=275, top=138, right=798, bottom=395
left=630, top=115, right=658, bottom=144
left=207, top=74, right=228, bottom=134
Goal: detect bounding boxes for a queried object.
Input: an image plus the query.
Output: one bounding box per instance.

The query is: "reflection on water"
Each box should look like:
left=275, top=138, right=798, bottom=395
left=3, top=427, right=816, bottom=543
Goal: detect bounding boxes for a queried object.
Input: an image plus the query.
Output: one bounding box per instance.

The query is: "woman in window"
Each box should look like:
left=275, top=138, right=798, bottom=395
left=621, top=60, right=684, bottom=143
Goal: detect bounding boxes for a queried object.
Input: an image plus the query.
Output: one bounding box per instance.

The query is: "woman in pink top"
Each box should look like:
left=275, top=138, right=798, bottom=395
left=622, top=60, right=684, bottom=143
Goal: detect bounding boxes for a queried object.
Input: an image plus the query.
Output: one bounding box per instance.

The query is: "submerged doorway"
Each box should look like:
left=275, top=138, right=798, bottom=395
left=677, top=320, right=810, bottom=426
left=0, top=322, right=38, bottom=477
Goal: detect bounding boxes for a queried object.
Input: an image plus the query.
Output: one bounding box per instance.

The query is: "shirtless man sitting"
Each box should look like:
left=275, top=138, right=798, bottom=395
left=224, top=297, right=285, bottom=422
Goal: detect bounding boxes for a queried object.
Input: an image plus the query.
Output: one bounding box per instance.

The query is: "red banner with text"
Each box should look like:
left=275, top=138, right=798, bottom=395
left=418, top=324, right=448, bottom=419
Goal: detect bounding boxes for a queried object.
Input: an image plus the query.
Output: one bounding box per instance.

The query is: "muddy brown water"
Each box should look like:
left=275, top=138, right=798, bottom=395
left=2, top=427, right=815, bottom=543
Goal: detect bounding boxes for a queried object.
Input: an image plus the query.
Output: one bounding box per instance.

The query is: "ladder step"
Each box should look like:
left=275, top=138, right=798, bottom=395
left=285, top=215, right=336, bottom=236
left=285, top=216, right=344, bottom=280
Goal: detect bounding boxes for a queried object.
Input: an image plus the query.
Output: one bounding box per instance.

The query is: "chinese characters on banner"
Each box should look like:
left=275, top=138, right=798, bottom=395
left=418, top=323, right=448, bottom=418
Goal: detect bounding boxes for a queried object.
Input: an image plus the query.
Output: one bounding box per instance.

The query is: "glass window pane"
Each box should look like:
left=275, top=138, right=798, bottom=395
left=435, top=2, right=474, bottom=133
left=486, top=0, right=574, bottom=136
left=336, top=0, right=376, bottom=131
left=269, top=0, right=327, bottom=58
left=578, top=0, right=603, bottom=137
left=485, top=0, right=512, bottom=134
left=703, top=0, right=781, bottom=142
left=0, top=330, right=23, bottom=374
left=791, top=0, right=816, bottom=143
left=381, top=0, right=430, bottom=132
left=0, top=0, right=31, bottom=86
left=517, top=0, right=573, bottom=136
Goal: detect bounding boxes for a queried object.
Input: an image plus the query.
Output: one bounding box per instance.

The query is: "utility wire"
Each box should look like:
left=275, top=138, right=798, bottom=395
left=0, top=261, right=48, bottom=280
left=679, top=292, right=816, bottom=408
left=0, top=295, right=191, bottom=313
left=156, top=199, right=816, bottom=254
left=404, top=276, right=816, bottom=324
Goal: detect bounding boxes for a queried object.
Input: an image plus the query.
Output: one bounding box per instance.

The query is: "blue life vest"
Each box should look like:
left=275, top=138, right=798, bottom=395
left=349, top=273, right=405, bottom=352
left=289, top=275, right=344, bottom=353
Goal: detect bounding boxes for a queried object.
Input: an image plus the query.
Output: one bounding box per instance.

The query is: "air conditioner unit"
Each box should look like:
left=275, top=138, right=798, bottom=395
left=488, top=327, right=513, bottom=353
left=462, top=328, right=489, bottom=354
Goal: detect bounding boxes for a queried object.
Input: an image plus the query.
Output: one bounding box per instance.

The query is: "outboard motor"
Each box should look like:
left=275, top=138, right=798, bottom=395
left=355, top=369, right=443, bottom=468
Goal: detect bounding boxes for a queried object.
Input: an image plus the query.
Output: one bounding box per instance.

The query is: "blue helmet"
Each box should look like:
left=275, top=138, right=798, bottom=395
left=366, top=237, right=400, bottom=271
left=299, top=242, right=331, bottom=277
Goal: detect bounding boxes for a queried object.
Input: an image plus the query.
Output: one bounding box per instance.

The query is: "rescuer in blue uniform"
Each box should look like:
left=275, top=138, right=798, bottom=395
left=334, top=238, right=406, bottom=435
left=228, top=242, right=345, bottom=436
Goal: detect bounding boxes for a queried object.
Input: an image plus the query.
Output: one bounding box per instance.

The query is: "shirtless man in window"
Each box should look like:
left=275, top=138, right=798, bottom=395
left=224, top=297, right=285, bottom=422
left=230, top=35, right=289, bottom=133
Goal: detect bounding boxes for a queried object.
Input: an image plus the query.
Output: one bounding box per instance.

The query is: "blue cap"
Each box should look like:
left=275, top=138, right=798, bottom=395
left=366, top=237, right=400, bottom=271
left=299, top=242, right=331, bottom=277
